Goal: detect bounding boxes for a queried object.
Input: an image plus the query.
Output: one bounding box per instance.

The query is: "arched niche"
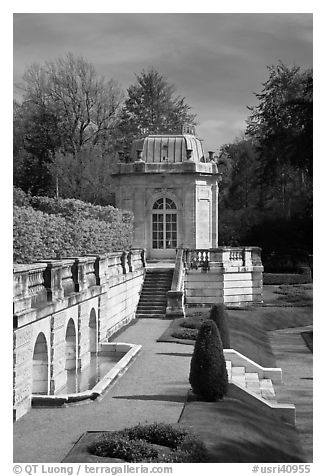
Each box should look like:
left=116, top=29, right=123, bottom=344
left=89, top=308, right=97, bottom=353
left=32, top=332, right=48, bottom=394
left=65, top=319, right=76, bottom=370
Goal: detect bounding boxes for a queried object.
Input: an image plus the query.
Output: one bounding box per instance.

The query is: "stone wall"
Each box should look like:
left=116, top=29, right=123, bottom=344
left=13, top=249, right=145, bottom=421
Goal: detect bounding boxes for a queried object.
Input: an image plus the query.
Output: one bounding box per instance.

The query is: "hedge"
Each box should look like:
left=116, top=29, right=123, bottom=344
left=88, top=422, right=208, bottom=463
left=30, top=195, right=132, bottom=225
left=13, top=204, right=133, bottom=263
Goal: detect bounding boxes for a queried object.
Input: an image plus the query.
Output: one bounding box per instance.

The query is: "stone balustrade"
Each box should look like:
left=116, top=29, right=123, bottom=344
left=166, top=248, right=185, bottom=318
left=13, top=249, right=146, bottom=328
left=182, top=247, right=263, bottom=306
left=184, top=246, right=262, bottom=270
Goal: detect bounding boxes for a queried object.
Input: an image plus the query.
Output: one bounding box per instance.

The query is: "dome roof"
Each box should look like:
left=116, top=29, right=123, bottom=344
left=130, top=133, right=206, bottom=163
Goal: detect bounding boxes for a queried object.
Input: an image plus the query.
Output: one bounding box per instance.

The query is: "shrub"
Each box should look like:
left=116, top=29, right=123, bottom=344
left=180, top=315, right=207, bottom=329
left=189, top=320, right=228, bottom=401
left=13, top=187, right=31, bottom=207
left=13, top=202, right=133, bottom=263
left=171, top=328, right=198, bottom=340
left=87, top=422, right=207, bottom=463
left=209, top=304, right=231, bottom=348
left=30, top=196, right=133, bottom=225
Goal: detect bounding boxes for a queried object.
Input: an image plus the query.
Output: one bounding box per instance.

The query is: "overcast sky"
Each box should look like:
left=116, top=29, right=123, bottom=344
left=13, top=12, right=312, bottom=151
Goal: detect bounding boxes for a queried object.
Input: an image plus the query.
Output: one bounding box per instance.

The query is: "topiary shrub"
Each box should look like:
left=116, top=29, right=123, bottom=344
left=209, top=304, right=231, bottom=348
left=87, top=422, right=207, bottom=462
left=189, top=320, right=228, bottom=401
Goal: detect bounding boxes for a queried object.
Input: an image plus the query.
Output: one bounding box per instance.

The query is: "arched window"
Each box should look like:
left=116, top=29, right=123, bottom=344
left=152, top=198, right=177, bottom=249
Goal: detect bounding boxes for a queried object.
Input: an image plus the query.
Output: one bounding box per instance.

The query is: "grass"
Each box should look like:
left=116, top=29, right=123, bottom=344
left=158, top=285, right=313, bottom=368
left=180, top=397, right=306, bottom=462
left=273, top=284, right=313, bottom=305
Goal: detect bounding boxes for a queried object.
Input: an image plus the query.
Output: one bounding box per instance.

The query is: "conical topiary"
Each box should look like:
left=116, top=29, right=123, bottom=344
left=189, top=320, right=228, bottom=401
left=209, top=304, right=231, bottom=349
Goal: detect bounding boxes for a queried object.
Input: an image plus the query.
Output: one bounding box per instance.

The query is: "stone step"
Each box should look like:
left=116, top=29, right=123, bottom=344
left=137, top=305, right=166, bottom=311
left=143, top=279, right=172, bottom=283
left=229, top=362, right=278, bottom=403
left=137, top=270, right=172, bottom=319
left=136, top=312, right=166, bottom=318
left=231, top=366, right=245, bottom=376
left=245, top=372, right=260, bottom=383
left=143, top=286, right=170, bottom=290
left=138, top=297, right=167, bottom=303
left=259, top=378, right=276, bottom=400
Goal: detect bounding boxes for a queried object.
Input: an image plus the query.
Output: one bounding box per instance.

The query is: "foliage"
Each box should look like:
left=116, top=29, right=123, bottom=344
left=88, top=423, right=207, bottom=463
left=116, top=67, right=197, bottom=154
left=17, top=53, right=123, bottom=155
left=14, top=53, right=123, bottom=199
left=189, top=321, right=228, bottom=401
left=209, top=304, right=231, bottom=349
left=246, top=62, right=312, bottom=179
left=13, top=198, right=133, bottom=263
left=217, top=63, right=312, bottom=253
left=171, top=328, right=198, bottom=340
left=48, top=146, right=116, bottom=205
left=29, top=195, right=132, bottom=224
left=13, top=186, right=31, bottom=207
left=180, top=315, right=207, bottom=329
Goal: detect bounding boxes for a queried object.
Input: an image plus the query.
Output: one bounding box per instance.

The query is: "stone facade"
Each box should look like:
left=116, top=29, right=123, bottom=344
left=113, top=130, right=221, bottom=259
left=13, top=250, right=145, bottom=421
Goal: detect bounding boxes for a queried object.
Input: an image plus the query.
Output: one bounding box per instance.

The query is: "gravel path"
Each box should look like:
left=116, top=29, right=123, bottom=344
left=13, top=319, right=193, bottom=463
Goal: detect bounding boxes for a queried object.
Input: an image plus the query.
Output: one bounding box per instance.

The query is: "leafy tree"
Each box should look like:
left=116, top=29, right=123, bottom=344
left=218, top=64, right=312, bottom=252
left=189, top=320, right=228, bottom=401
left=246, top=62, right=312, bottom=179
left=14, top=53, right=123, bottom=197
left=18, top=53, right=124, bottom=154
left=117, top=68, right=197, bottom=153
left=48, top=145, right=115, bottom=205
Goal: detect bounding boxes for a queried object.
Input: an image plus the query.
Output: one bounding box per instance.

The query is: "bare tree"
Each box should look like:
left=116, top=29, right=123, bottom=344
left=18, top=52, right=124, bottom=155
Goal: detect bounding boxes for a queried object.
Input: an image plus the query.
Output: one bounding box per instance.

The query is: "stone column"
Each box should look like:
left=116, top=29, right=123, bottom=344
left=211, top=183, right=219, bottom=248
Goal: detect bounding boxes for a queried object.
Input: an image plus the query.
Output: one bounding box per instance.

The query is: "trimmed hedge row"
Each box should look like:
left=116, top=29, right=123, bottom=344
left=29, top=195, right=133, bottom=225
left=13, top=199, right=134, bottom=263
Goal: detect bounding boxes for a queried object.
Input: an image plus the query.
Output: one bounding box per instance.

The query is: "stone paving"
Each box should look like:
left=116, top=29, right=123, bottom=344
left=13, top=318, right=192, bottom=463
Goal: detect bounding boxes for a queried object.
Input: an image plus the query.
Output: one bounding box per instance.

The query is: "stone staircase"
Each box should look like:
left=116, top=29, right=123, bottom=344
left=226, top=361, right=276, bottom=401
left=136, top=269, right=174, bottom=318
left=224, top=349, right=296, bottom=425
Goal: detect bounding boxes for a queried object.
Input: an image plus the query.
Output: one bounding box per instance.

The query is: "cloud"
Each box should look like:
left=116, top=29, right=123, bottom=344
left=13, top=13, right=312, bottom=150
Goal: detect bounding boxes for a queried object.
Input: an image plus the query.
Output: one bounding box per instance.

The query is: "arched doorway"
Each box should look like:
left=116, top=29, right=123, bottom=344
left=65, top=319, right=76, bottom=370
left=151, top=197, right=177, bottom=258
left=89, top=308, right=97, bottom=353
left=32, top=333, right=48, bottom=394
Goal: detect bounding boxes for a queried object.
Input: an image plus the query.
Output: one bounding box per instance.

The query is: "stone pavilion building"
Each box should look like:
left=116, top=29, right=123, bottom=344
left=112, top=125, right=221, bottom=259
